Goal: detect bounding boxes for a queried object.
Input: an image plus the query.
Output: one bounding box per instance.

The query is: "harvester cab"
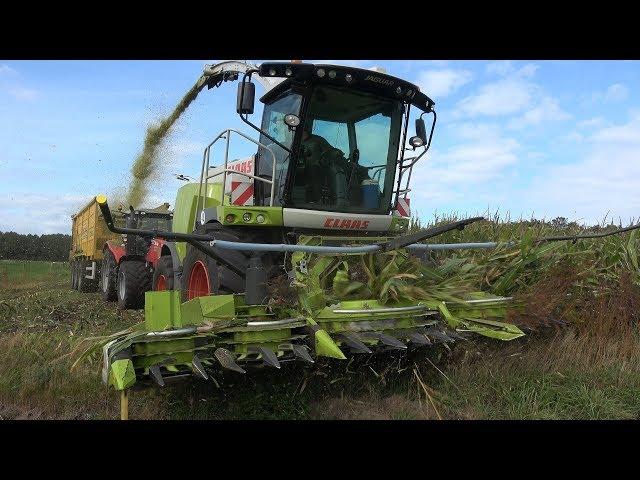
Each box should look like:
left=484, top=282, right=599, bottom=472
left=95, top=62, right=526, bottom=416
left=232, top=62, right=435, bottom=221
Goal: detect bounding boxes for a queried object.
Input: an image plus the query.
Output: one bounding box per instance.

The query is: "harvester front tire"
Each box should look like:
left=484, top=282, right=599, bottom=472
left=117, top=260, right=152, bottom=310
left=101, top=251, right=118, bottom=302
left=153, top=256, right=175, bottom=291
left=181, top=223, right=246, bottom=301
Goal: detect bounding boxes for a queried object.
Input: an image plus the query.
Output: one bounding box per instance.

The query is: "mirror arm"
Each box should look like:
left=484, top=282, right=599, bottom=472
left=422, top=109, right=437, bottom=152
left=237, top=70, right=292, bottom=154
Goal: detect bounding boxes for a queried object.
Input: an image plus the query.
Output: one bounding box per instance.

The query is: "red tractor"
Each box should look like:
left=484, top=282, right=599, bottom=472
left=100, top=205, right=174, bottom=309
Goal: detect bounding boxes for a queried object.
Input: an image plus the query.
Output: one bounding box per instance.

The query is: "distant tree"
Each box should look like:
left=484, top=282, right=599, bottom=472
left=0, top=231, right=71, bottom=261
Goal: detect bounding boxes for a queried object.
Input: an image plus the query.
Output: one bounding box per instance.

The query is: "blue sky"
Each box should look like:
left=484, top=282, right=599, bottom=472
left=1, top=60, right=639, bottom=234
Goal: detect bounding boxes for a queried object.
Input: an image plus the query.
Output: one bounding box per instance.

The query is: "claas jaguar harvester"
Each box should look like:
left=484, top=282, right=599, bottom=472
left=96, top=61, right=525, bottom=417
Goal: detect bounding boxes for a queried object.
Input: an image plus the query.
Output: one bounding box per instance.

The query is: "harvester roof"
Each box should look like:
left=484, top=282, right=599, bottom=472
left=258, top=62, right=435, bottom=113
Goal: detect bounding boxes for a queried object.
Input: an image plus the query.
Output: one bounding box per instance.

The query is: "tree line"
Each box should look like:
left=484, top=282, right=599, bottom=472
left=0, top=231, right=71, bottom=261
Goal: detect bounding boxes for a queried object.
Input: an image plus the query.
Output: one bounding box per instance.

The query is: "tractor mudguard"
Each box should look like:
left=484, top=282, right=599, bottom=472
left=105, top=241, right=126, bottom=264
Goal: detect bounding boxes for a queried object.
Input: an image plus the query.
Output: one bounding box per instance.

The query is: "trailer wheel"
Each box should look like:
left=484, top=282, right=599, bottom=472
left=77, top=261, right=89, bottom=292
left=101, top=250, right=118, bottom=301
left=78, top=261, right=99, bottom=293
left=153, top=256, right=175, bottom=291
left=71, top=261, right=77, bottom=290
left=117, top=260, right=152, bottom=310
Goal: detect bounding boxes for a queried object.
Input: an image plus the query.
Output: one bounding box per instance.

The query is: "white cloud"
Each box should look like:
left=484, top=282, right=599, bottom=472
left=415, top=68, right=473, bottom=98
left=418, top=60, right=450, bottom=68
left=524, top=115, right=640, bottom=223
left=578, top=117, right=605, bottom=129
left=160, top=139, right=205, bottom=171
left=591, top=113, right=640, bottom=144
left=561, top=131, right=584, bottom=142
left=507, top=96, right=571, bottom=129
left=410, top=122, right=520, bottom=201
left=515, top=63, right=540, bottom=78
left=455, top=78, right=533, bottom=117
left=9, top=86, right=39, bottom=101
left=527, top=148, right=640, bottom=223
left=0, top=193, right=86, bottom=234
left=0, top=64, right=17, bottom=75
left=582, top=83, right=630, bottom=106
left=486, top=61, right=515, bottom=76
left=454, top=63, right=568, bottom=128
left=604, top=83, right=629, bottom=102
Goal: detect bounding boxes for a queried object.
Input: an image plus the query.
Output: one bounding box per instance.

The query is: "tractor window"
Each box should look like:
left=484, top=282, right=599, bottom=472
left=137, top=216, right=172, bottom=231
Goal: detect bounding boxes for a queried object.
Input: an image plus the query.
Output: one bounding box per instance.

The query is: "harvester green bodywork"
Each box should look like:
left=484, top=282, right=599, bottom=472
left=171, top=183, right=285, bottom=260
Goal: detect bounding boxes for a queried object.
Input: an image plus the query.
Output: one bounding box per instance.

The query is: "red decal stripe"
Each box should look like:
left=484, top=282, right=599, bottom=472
left=233, top=185, right=254, bottom=205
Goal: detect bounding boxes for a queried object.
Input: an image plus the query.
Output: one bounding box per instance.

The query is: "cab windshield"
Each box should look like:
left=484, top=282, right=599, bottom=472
left=290, top=86, right=403, bottom=214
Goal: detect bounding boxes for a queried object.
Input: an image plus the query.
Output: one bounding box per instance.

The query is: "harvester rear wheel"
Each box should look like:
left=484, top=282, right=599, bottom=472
left=153, top=256, right=175, bottom=291
left=117, top=260, right=152, bottom=310
left=101, top=250, right=118, bottom=301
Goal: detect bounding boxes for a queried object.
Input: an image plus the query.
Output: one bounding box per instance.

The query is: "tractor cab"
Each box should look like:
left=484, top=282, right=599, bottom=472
left=116, top=204, right=173, bottom=256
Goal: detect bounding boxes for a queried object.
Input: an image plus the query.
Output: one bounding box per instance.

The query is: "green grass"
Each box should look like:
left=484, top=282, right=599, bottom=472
left=0, top=260, right=68, bottom=296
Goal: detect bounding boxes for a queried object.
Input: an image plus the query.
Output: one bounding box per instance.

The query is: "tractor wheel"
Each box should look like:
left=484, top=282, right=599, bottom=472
left=181, top=223, right=247, bottom=301
left=153, top=256, right=175, bottom=291
left=117, top=260, right=152, bottom=310
left=101, top=250, right=118, bottom=301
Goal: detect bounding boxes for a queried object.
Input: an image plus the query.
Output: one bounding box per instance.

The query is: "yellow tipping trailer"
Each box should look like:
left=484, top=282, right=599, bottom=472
left=70, top=197, right=121, bottom=292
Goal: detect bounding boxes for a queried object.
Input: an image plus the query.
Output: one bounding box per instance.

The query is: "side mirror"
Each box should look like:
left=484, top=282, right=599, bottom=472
left=237, top=81, right=255, bottom=115
left=415, top=118, right=427, bottom=142
left=408, top=117, right=427, bottom=150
